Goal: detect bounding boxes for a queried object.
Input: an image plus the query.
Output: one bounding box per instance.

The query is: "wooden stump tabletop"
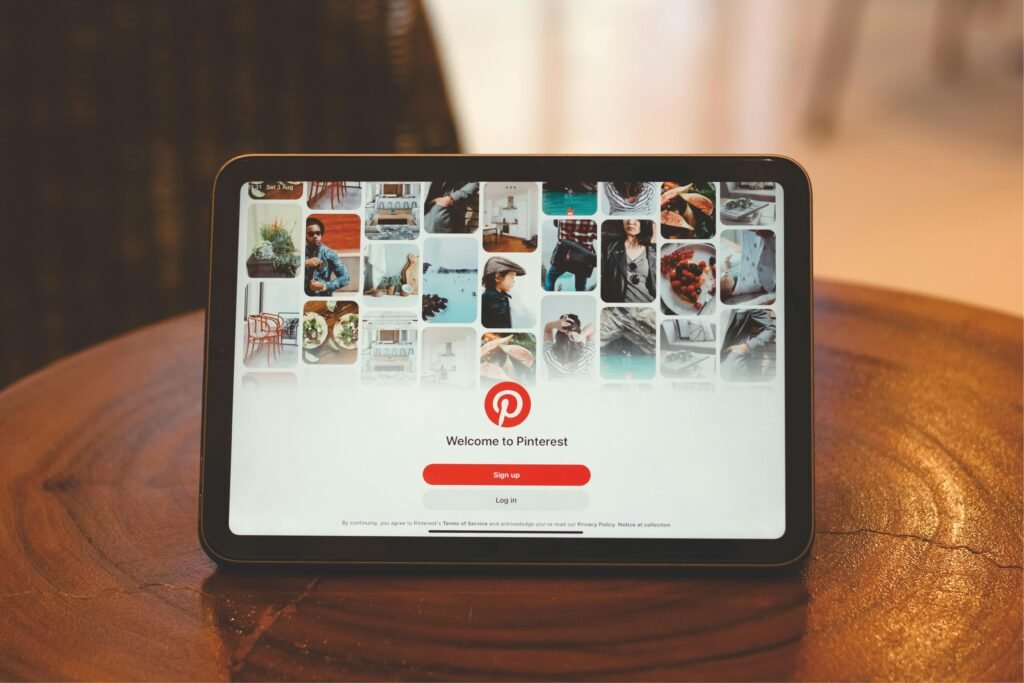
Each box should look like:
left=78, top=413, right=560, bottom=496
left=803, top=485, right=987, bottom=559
left=0, top=281, right=1020, bottom=681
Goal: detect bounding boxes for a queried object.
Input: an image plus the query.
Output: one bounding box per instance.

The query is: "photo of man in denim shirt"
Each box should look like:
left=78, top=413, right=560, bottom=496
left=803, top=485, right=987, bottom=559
left=304, top=217, right=350, bottom=296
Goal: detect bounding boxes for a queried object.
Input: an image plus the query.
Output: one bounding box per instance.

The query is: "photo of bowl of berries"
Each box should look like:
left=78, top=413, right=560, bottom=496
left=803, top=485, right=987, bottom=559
left=659, top=243, right=716, bottom=315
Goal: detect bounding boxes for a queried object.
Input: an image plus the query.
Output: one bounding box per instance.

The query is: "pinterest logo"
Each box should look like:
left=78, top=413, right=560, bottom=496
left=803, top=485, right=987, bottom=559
left=484, top=381, right=531, bottom=428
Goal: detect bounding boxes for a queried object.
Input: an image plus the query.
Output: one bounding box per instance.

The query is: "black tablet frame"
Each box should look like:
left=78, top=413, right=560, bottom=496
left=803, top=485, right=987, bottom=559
left=200, top=155, right=813, bottom=567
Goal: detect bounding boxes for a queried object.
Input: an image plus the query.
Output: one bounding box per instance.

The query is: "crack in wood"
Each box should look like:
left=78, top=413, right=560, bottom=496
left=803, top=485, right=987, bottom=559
left=816, top=528, right=1023, bottom=570
left=228, top=577, right=321, bottom=675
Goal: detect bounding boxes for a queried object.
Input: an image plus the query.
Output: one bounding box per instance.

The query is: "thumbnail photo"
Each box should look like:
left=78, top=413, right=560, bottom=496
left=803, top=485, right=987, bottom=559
left=365, top=182, right=421, bottom=241
left=602, top=182, right=658, bottom=215
left=306, top=181, right=361, bottom=210
left=600, top=307, right=657, bottom=381
left=360, top=311, right=418, bottom=383
left=421, top=327, right=477, bottom=388
left=304, top=214, right=360, bottom=297
left=481, top=255, right=538, bottom=329
left=660, top=243, right=716, bottom=315
left=422, top=237, right=478, bottom=323
left=540, top=296, right=597, bottom=381
left=480, top=332, right=536, bottom=386
left=541, top=219, right=598, bottom=292
left=246, top=204, right=301, bottom=278
left=660, top=319, right=716, bottom=380
left=302, top=300, right=359, bottom=365
left=483, top=182, right=538, bottom=252
left=241, top=282, right=300, bottom=369
left=660, top=181, right=716, bottom=240
left=249, top=181, right=302, bottom=201
left=721, top=309, right=777, bottom=382
left=720, top=229, right=776, bottom=306
left=600, top=219, right=657, bottom=304
left=542, top=182, right=597, bottom=216
left=362, top=244, right=420, bottom=308
left=423, top=181, right=480, bottom=233
left=720, top=182, right=776, bottom=226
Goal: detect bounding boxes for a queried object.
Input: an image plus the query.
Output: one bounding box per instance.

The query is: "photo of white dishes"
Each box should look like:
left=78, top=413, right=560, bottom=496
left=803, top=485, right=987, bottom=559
left=302, top=312, right=328, bottom=348
left=659, top=242, right=716, bottom=315
left=332, top=313, right=359, bottom=349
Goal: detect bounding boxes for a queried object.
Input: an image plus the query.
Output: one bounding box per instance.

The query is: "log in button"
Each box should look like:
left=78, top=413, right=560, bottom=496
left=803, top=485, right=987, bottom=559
left=422, top=489, right=590, bottom=511
left=422, top=464, right=591, bottom=486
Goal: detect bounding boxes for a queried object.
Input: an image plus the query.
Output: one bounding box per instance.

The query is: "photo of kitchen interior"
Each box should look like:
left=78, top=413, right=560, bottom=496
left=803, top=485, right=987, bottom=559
left=421, top=327, right=477, bottom=388
left=720, top=182, right=776, bottom=226
left=360, top=311, right=418, bottom=382
left=306, top=181, right=362, bottom=210
left=365, top=182, right=421, bottom=240
left=482, top=183, right=539, bottom=252
left=241, top=282, right=299, bottom=369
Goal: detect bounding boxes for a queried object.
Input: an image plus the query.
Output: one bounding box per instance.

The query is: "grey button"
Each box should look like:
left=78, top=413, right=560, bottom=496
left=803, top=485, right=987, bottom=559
left=423, top=489, right=589, bottom=511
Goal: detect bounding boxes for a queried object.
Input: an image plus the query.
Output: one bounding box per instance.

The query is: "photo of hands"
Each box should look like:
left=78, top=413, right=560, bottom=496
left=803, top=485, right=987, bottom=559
left=540, top=296, right=597, bottom=381
left=423, top=181, right=480, bottom=233
left=720, top=308, right=777, bottom=382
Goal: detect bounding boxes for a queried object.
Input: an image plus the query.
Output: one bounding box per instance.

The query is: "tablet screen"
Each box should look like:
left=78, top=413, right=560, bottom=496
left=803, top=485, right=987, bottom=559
left=229, top=180, right=785, bottom=539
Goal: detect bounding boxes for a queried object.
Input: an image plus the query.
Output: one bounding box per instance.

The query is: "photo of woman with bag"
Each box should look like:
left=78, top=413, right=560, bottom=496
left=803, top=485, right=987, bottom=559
left=542, top=218, right=598, bottom=292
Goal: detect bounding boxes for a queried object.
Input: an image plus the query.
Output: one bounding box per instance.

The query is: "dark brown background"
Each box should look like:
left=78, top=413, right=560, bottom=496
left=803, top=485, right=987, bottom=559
left=0, top=0, right=458, bottom=387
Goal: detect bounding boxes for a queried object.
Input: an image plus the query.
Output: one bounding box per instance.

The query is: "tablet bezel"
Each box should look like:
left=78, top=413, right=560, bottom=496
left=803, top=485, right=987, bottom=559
left=200, top=155, right=813, bottom=567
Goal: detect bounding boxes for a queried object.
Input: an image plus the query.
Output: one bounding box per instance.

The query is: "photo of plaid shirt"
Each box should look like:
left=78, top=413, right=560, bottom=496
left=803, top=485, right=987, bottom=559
left=553, top=219, right=597, bottom=251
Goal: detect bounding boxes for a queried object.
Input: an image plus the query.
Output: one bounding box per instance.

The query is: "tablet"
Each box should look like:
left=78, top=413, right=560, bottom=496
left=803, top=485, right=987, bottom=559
left=200, top=155, right=813, bottom=567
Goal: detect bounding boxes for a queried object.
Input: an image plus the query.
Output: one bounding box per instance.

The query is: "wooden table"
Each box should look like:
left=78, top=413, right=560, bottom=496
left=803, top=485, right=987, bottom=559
left=375, top=208, right=415, bottom=225
left=1, top=282, right=1020, bottom=681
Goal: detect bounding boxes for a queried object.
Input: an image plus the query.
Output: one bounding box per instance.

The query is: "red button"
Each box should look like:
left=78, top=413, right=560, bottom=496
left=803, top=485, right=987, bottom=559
left=423, top=464, right=591, bottom=486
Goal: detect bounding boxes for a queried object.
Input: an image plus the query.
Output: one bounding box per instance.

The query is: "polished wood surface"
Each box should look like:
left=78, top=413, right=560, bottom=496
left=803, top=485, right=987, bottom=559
left=0, top=282, right=1020, bottom=681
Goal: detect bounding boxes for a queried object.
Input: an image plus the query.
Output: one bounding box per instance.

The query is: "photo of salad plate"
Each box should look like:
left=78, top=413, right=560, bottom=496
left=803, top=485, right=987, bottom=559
left=332, top=313, right=359, bottom=350
left=302, top=312, right=328, bottom=349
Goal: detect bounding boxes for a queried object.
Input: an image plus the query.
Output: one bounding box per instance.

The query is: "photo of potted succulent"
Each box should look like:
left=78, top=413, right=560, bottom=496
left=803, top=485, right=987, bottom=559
left=248, top=216, right=300, bottom=278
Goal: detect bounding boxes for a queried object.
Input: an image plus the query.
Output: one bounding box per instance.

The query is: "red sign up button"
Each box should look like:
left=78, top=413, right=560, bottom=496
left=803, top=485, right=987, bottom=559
left=423, top=464, right=591, bottom=486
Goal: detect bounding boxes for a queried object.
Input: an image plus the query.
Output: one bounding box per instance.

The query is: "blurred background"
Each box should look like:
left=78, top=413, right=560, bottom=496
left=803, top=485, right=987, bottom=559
left=1, top=0, right=1021, bottom=388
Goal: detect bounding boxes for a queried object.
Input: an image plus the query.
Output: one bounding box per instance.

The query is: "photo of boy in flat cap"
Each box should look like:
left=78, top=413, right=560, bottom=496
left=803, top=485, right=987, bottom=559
left=481, top=256, right=526, bottom=329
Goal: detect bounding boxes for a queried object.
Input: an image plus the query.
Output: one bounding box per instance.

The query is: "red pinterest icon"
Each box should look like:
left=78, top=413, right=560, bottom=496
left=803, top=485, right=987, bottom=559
left=484, top=381, right=531, bottom=428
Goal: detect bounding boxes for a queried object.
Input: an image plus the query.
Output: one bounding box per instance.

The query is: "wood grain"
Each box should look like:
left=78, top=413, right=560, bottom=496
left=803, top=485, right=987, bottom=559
left=0, top=282, right=1020, bottom=681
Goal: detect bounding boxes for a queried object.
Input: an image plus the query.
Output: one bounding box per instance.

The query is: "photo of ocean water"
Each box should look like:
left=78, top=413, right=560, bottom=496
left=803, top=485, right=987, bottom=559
left=423, top=271, right=478, bottom=323
left=601, top=353, right=657, bottom=380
